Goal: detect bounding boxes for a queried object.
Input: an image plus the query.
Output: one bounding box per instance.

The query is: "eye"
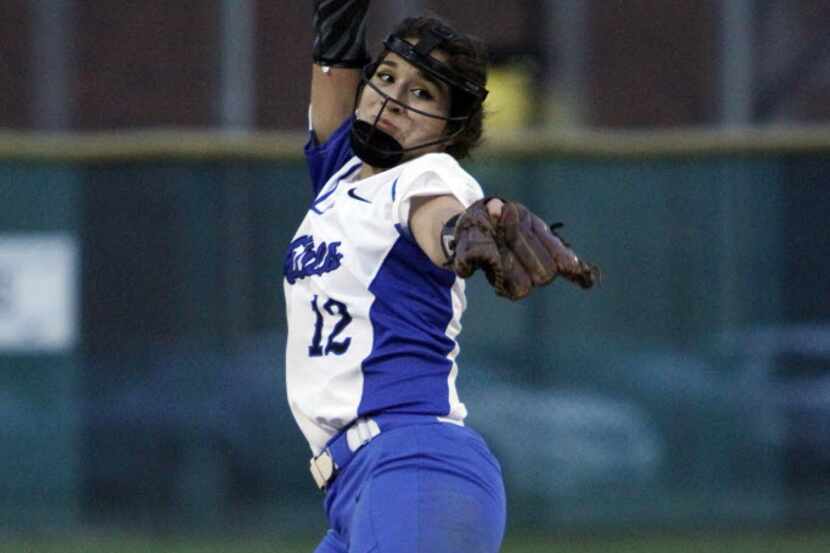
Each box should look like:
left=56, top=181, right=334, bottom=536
left=412, top=88, right=435, bottom=101
left=374, top=71, right=394, bottom=84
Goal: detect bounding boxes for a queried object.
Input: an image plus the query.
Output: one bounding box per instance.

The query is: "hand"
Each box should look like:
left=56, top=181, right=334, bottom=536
left=312, top=0, right=371, bottom=68
left=452, top=198, right=599, bottom=300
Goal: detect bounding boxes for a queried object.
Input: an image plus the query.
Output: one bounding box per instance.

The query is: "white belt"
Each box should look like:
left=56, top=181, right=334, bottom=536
left=309, top=417, right=381, bottom=490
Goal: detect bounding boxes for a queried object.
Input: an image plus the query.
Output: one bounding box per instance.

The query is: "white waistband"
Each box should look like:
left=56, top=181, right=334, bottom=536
left=345, top=417, right=381, bottom=452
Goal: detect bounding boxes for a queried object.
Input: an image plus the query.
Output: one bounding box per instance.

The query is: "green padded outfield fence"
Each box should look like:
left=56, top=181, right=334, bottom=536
left=1, top=127, right=829, bottom=534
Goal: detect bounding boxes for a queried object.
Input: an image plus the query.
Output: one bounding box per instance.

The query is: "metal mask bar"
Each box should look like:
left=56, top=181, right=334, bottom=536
left=383, top=34, right=488, bottom=102
left=361, top=72, right=471, bottom=123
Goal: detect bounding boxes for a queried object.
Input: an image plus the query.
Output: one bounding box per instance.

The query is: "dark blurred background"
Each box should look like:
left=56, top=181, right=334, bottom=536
left=1, top=1, right=830, bottom=550
left=4, top=0, right=830, bottom=131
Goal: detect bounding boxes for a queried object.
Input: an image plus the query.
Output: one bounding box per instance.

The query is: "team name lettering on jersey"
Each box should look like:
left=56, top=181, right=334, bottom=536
left=284, top=235, right=344, bottom=284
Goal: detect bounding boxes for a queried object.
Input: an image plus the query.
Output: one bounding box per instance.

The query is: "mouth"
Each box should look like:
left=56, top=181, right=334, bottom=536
left=376, top=118, right=399, bottom=135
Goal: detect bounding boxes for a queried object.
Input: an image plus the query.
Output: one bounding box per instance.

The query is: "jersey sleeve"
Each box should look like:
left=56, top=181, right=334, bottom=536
left=304, top=114, right=356, bottom=196
left=391, top=153, right=485, bottom=234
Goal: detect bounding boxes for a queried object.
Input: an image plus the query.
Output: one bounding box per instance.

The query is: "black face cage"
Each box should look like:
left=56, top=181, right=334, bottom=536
left=349, top=30, right=488, bottom=169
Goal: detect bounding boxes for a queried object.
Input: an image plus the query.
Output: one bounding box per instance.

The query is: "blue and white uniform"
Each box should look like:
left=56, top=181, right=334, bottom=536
left=284, top=117, right=506, bottom=553
left=284, top=116, right=482, bottom=455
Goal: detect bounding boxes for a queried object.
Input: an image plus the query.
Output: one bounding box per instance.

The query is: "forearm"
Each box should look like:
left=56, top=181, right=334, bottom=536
left=410, top=196, right=505, bottom=268
left=410, top=195, right=465, bottom=267
left=310, top=66, right=361, bottom=143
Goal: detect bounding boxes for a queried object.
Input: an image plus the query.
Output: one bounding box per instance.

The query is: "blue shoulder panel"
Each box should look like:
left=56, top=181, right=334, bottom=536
left=304, top=116, right=356, bottom=196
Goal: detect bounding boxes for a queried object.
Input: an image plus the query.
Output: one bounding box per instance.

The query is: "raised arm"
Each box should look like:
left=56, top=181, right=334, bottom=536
left=310, top=0, right=371, bottom=143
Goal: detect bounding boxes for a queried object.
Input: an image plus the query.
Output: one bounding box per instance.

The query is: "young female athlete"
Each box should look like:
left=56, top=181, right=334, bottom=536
left=284, top=2, right=597, bottom=551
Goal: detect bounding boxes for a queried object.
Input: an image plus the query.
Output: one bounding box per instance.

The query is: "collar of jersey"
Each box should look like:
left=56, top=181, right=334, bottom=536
left=311, top=158, right=363, bottom=213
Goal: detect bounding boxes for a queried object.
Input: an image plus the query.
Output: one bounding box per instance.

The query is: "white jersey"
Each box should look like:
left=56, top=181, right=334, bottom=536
left=284, top=117, right=484, bottom=454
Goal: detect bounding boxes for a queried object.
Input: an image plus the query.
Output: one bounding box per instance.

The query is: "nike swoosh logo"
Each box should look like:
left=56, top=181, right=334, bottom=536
left=347, top=187, right=371, bottom=204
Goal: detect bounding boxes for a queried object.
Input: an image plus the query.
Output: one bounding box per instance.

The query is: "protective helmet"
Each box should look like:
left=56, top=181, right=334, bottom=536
left=350, top=23, right=489, bottom=169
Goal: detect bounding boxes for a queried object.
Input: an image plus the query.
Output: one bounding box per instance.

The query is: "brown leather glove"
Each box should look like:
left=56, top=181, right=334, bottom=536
left=450, top=198, right=599, bottom=300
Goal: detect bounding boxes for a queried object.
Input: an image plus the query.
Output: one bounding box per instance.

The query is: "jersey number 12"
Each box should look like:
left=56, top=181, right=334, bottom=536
left=309, top=295, right=352, bottom=357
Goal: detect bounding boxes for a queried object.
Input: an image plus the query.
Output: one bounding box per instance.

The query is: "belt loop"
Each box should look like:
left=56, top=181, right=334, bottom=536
left=346, top=418, right=381, bottom=452
left=310, top=417, right=382, bottom=490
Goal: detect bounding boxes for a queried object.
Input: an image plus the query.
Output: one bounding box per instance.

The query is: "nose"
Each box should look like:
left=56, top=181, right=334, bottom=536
left=385, top=84, right=406, bottom=114
left=386, top=100, right=404, bottom=115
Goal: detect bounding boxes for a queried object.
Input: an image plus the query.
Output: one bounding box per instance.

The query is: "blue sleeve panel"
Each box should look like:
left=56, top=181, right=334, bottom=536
left=304, top=117, right=357, bottom=196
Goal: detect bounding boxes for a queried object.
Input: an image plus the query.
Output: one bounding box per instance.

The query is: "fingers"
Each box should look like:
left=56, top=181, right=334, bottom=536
left=501, top=203, right=558, bottom=286
left=502, top=201, right=600, bottom=293
left=486, top=197, right=504, bottom=220
left=527, top=211, right=598, bottom=288
left=452, top=197, right=599, bottom=300
left=451, top=221, right=502, bottom=282
left=572, top=261, right=601, bottom=289
left=453, top=237, right=502, bottom=280
left=498, top=250, right=533, bottom=300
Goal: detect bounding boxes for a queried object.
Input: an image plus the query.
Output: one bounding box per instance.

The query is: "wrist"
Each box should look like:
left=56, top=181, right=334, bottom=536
left=440, top=213, right=462, bottom=265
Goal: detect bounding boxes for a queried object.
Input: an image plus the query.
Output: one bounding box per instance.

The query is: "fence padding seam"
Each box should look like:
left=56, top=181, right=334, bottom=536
left=2, top=126, right=830, bottom=161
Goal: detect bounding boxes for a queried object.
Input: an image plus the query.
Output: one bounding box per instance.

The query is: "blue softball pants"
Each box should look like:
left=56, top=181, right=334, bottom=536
left=312, top=421, right=506, bottom=553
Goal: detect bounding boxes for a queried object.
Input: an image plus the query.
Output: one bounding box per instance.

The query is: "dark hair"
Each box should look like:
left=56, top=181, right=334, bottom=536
left=380, top=15, right=489, bottom=160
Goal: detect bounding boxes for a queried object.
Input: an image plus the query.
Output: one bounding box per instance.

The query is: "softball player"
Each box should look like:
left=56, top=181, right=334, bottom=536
left=284, top=2, right=597, bottom=551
